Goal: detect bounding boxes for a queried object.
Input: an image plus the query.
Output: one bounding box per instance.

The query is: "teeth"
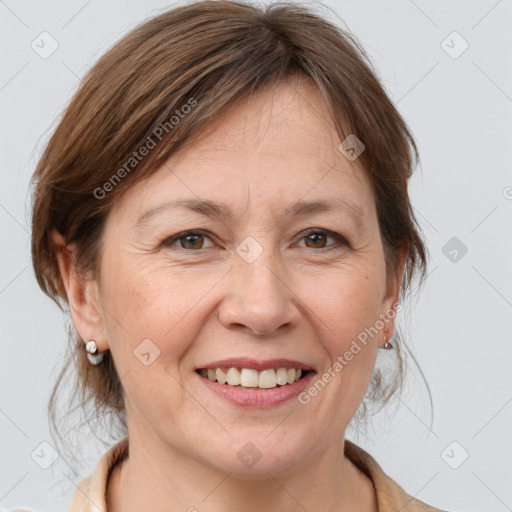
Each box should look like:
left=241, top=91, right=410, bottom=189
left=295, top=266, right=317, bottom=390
left=276, top=368, right=288, bottom=385
left=199, top=367, right=307, bottom=389
left=258, top=369, right=277, bottom=388
left=226, top=367, right=241, bottom=386
left=216, top=368, right=227, bottom=384
left=240, top=368, right=259, bottom=387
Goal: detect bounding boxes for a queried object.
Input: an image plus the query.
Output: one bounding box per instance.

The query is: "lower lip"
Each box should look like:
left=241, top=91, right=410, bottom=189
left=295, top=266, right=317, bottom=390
left=197, top=371, right=316, bottom=407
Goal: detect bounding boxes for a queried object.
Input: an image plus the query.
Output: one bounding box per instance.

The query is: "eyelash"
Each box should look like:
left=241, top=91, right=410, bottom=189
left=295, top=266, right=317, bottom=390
left=161, top=228, right=349, bottom=252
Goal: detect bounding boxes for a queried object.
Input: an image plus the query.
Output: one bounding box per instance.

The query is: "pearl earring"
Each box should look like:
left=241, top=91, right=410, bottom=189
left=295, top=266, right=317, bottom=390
left=85, top=340, right=104, bottom=365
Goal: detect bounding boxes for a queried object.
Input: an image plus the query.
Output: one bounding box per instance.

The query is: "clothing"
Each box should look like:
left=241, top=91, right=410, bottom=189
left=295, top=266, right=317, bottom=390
left=10, top=437, right=449, bottom=511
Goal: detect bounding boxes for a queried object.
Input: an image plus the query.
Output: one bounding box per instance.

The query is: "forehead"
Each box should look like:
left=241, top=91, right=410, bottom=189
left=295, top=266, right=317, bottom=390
left=113, top=78, right=374, bottom=223
left=177, top=78, right=360, bottom=174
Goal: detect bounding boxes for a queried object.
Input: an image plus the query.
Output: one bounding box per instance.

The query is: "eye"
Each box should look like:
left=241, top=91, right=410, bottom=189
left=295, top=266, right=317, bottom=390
left=161, top=228, right=349, bottom=252
left=297, top=229, right=348, bottom=250
left=162, top=230, right=215, bottom=250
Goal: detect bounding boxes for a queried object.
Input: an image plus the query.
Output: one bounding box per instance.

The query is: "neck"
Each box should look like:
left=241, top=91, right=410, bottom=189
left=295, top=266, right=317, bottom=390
left=106, top=432, right=377, bottom=512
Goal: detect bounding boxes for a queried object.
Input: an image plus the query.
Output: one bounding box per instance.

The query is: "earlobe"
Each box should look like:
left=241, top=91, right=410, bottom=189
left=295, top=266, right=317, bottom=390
left=49, top=229, right=108, bottom=351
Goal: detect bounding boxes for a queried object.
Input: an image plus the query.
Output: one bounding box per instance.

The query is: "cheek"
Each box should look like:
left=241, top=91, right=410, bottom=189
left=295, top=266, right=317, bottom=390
left=98, top=259, right=211, bottom=425
left=309, top=263, right=384, bottom=344
left=302, top=266, right=382, bottom=408
left=99, top=255, right=223, bottom=366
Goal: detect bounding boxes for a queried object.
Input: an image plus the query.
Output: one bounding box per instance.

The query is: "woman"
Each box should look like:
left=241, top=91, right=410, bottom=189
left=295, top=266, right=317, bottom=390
left=25, top=1, right=449, bottom=510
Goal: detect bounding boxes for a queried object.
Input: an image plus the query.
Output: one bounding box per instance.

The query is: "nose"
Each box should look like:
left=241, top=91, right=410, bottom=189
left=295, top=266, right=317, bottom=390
left=217, top=252, right=301, bottom=337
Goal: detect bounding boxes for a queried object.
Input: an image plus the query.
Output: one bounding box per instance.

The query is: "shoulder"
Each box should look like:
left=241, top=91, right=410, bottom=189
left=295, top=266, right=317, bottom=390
left=344, top=439, right=452, bottom=512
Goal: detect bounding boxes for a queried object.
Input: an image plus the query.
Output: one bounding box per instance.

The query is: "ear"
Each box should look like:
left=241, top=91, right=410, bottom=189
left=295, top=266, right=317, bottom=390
left=379, top=245, right=408, bottom=343
left=50, top=229, right=109, bottom=352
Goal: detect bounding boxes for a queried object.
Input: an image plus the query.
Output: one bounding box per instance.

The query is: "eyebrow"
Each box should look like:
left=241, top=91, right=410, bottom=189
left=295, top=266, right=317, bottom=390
left=135, top=197, right=365, bottom=227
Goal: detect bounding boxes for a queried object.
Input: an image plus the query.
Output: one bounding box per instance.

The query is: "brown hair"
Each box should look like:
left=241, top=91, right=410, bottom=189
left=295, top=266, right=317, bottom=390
left=30, top=0, right=429, bottom=467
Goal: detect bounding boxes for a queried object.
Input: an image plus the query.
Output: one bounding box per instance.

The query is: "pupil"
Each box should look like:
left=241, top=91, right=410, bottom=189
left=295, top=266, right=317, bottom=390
left=184, top=234, right=202, bottom=249
left=308, top=233, right=325, bottom=248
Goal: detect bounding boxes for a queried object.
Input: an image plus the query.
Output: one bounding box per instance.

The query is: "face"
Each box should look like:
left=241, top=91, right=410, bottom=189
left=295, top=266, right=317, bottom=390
left=63, top=77, right=403, bottom=477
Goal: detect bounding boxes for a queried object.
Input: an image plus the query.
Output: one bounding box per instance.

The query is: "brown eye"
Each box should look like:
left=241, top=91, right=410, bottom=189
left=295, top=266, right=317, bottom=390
left=305, top=232, right=328, bottom=248
left=163, top=230, right=214, bottom=250
left=180, top=233, right=205, bottom=249
left=299, top=229, right=347, bottom=250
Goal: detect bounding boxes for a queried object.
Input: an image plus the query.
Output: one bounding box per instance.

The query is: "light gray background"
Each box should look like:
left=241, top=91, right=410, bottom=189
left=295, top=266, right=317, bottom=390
left=1, top=0, right=511, bottom=511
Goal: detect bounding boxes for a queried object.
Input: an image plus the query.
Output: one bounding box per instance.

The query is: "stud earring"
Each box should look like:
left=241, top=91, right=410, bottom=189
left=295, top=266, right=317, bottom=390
left=381, top=327, right=393, bottom=350
left=85, top=340, right=104, bottom=365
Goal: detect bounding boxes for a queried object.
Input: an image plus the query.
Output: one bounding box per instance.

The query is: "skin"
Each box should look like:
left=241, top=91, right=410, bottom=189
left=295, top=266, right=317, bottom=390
left=52, top=75, right=406, bottom=512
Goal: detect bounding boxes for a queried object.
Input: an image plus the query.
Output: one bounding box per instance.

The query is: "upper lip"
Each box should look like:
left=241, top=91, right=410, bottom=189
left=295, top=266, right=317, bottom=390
left=196, top=358, right=314, bottom=372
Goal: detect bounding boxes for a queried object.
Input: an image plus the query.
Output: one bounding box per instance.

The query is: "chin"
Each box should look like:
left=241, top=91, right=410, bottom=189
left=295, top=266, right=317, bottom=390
left=217, top=453, right=301, bottom=480
left=200, top=434, right=307, bottom=478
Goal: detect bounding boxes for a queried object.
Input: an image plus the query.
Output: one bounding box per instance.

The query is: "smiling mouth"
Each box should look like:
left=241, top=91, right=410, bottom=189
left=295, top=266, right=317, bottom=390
left=196, top=367, right=313, bottom=390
